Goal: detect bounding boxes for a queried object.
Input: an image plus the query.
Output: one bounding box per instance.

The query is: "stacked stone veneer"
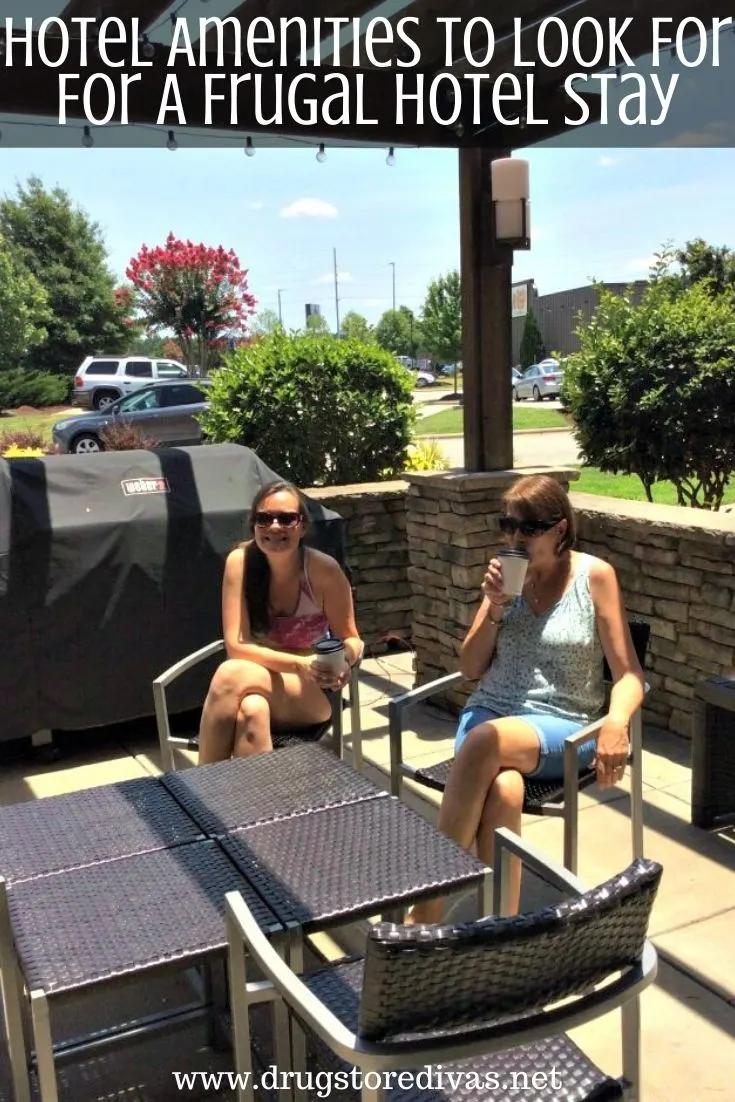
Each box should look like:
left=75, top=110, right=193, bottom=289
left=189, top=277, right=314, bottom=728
left=308, top=481, right=412, bottom=649
left=572, top=492, right=735, bottom=738
left=309, top=475, right=735, bottom=739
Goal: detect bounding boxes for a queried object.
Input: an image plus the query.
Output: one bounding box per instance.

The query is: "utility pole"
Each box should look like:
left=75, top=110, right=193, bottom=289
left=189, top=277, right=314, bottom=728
left=277, top=289, right=284, bottom=325
left=388, top=261, right=396, bottom=312
left=333, top=247, right=340, bottom=334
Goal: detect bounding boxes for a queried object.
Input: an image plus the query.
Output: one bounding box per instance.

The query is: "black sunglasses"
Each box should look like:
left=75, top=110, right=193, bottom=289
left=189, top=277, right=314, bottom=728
left=498, top=515, right=560, bottom=537
left=253, top=510, right=303, bottom=529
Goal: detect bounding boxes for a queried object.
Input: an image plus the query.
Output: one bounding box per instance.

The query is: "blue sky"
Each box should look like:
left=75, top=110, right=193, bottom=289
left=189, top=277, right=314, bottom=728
left=1, top=143, right=733, bottom=332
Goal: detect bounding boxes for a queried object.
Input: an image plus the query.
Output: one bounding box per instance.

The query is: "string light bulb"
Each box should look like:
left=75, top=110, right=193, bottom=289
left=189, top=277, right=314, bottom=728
left=386, top=147, right=395, bottom=166
left=141, top=35, right=155, bottom=59
left=166, top=129, right=178, bottom=151
left=316, top=143, right=326, bottom=163
left=82, top=125, right=94, bottom=148
left=244, top=136, right=255, bottom=156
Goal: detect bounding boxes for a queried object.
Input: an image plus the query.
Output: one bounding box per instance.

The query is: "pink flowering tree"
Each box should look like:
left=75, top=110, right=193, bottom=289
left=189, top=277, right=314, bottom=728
left=126, top=234, right=256, bottom=373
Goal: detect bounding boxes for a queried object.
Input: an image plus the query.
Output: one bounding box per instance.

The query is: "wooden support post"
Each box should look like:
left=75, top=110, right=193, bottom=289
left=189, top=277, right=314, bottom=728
left=458, top=148, right=514, bottom=472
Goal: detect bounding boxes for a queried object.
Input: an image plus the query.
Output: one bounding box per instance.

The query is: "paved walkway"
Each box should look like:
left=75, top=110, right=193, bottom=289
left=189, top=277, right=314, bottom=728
left=1, top=653, right=733, bottom=1098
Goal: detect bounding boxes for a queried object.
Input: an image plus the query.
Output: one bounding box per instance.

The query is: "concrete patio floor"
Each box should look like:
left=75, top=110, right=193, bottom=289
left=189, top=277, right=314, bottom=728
left=1, top=651, right=733, bottom=1099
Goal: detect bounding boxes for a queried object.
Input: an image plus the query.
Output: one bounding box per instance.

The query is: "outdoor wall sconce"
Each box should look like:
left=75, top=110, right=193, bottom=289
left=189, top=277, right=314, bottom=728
left=490, top=157, right=531, bottom=250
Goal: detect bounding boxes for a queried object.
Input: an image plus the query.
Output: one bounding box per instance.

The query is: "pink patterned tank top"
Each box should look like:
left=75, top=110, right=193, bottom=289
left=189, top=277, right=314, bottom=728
left=265, top=560, right=330, bottom=651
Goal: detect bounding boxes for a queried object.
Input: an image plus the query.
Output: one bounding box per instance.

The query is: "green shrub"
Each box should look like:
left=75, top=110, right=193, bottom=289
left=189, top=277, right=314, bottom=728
left=0, top=368, right=70, bottom=412
left=562, top=280, right=735, bottom=509
left=200, top=332, right=416, bottom=486
left=404, top=438, right=450, bottom=472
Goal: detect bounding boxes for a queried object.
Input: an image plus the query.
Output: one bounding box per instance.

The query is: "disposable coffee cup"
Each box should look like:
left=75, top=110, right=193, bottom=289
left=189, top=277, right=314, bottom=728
left=497, top=549, right=530, bottom=596
left=313, top=637, right=347, bottom=674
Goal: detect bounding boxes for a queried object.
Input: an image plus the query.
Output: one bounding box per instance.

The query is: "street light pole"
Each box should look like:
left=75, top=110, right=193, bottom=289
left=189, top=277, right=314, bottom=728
left=388, top=261, right=396, bottom=312
left=277, top=289, right=284, bottom=325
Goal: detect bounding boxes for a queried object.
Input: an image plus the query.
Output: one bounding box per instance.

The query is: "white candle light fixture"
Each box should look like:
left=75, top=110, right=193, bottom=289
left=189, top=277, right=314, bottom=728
left=490, top=157, right=530, bottom=250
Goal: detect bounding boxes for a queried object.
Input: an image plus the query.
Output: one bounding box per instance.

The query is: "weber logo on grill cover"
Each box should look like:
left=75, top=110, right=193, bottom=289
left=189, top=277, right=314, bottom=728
left=121, top=477, right=170, bottom=496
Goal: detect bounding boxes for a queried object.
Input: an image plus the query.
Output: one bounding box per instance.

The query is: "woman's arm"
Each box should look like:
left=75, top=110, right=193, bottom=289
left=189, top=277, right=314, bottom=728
left=310, top=553, right=363, bottom=667
left=460, top=558, right=509, bottom=680
left=589, top=558, right=646, bottom=788
left=221, top=547, right=311, bottom=676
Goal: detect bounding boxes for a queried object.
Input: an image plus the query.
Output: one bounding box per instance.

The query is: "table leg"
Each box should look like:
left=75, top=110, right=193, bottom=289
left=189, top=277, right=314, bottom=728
left=30, top=990, right=58, bottom=1102
left=0, top=881, right=32, bottom=1102
left=288, top=931, right=308, bottom=1102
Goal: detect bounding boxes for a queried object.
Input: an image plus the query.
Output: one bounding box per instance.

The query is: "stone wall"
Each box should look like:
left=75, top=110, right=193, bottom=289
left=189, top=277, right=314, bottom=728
left=308, top=481, right=411, bottom=649
left=309, top=476, right=735, bottom=738
left=572, top=493, right=735, bottom=737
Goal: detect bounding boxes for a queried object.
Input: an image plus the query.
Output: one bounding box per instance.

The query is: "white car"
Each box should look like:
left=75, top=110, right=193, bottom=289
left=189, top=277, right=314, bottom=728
left=414, top=370, right=436, bottom=388
left=72, top=356, right=189, bottom=411
left=513, top=359, right=563, bottom=401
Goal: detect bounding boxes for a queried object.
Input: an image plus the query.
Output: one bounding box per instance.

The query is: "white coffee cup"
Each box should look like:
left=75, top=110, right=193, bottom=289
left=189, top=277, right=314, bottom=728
left=313, top=637, right=347, bottom=674
left=497, top=549, right=530, bottom=596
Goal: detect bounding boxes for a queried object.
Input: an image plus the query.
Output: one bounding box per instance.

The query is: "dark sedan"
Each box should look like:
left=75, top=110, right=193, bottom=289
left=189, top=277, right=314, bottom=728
left=52, top=380, right=211, bottom=455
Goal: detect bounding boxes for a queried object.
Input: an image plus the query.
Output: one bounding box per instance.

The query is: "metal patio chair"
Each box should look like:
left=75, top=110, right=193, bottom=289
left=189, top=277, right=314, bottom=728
left=226, top=828, right=662, bottom=1102
left=153, top=638, right=363, bottom=773
left=388, top=619, right=651, bottom=874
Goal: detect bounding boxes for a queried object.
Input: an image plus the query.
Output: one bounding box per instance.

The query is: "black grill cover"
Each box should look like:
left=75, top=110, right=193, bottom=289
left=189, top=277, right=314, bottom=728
left=0, top=445, right=344, bottom=743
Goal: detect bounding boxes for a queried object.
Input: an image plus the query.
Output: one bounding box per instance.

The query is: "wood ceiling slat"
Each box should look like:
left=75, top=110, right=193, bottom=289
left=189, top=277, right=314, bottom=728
left=199, top=0, right=389, bottom=57
left=58, top=0, right=173, bottom=34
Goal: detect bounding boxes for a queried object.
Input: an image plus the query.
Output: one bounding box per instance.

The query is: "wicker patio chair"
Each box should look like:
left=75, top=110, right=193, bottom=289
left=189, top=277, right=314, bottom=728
left=226, top=827, right=662, bottom=1102
left=153, top=639, right=363, bottom=773
left=388, top=619, right=650, bottom=874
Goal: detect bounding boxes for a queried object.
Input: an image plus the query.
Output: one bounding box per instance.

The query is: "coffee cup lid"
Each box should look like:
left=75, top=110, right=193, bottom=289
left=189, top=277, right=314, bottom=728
left=498, top=549, right=530, bottom=559
left=314, top=637, right=344, bottom=654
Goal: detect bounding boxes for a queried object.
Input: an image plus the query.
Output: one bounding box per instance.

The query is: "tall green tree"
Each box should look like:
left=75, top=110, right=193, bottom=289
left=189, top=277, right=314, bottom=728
left=374, top=306, right=419, bottom=358
left=420, top=271, right=462, bottom=364
left=304, top=312, right=330, bottom=333
left=0, top=176, right=132, bottom=375
left=0, top=236, right=49, bottom=374
left=252, top=308, right=283, bottom=336
left=519, top=310, right=545, bottom=368
left=339, top=312, right=374, bottom=343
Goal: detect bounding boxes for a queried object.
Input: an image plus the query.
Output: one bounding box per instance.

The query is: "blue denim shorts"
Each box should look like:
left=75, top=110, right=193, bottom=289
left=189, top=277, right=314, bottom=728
left=454, top=704, right=596, bottom=782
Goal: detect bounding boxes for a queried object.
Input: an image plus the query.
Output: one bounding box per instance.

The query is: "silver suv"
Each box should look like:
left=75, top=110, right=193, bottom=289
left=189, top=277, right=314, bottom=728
left=72, top=356, right=189, bottom=411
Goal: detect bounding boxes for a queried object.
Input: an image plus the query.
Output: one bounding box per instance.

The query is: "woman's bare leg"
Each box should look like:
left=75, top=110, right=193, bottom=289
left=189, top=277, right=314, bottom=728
left=198, top=660, right=272, bottom=765
left=477, top=769, right=525, bottom=915
left=198, top=658, right=333, bottom=765
left=233, top=694, right=273, bottom=757
left=407, top=719, right=539, bottom=924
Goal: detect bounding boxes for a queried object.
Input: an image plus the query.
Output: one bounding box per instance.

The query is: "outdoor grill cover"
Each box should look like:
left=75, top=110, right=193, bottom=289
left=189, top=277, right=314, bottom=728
left=0, top=444, right=345, bottom=743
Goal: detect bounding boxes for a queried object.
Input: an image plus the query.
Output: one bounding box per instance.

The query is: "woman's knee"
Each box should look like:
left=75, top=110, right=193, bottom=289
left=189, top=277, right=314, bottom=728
left=209, top=659, right=270, bottom=700
left=236, top=693, right=270, bottom=724
left=488, top=769, right=525, bottom=810
left=234, top=693, right=272, bottom=756
left=460, top=721, right=502, bottom=765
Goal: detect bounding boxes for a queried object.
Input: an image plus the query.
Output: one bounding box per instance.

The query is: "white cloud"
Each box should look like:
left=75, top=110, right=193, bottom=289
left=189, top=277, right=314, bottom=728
left=315, top=271, right=354, bottom=284
left=280, top=197, right=339, bottom=219
left=597, top=155, right=619, bottom=167
left=625, top=256, right=657, bottom=274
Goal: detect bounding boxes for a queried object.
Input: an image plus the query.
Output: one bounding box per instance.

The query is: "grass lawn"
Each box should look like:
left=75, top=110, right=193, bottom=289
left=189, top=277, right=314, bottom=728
left=0, top=407, right=75, bottom=444
left=417, top=407, right=567, bottom=435
left=572, top=467, right=735, bottom=507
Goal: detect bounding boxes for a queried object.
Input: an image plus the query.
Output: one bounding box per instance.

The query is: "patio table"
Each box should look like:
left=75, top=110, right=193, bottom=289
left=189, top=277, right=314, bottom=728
left=0, top=839, right=285, bottom=1102
left=161, top=741, right=386, bottom=836
left=0, top=776, right=202, bottom=883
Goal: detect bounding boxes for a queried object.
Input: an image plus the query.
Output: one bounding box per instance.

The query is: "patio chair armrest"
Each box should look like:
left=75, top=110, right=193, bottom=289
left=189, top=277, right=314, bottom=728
left=153, top=639, right=225, bottom=689
left=389, top=671, right=464, bottom=716
left=226, top=892, right=359, bottom=1066
left=493, top=827, right=588, bottom=915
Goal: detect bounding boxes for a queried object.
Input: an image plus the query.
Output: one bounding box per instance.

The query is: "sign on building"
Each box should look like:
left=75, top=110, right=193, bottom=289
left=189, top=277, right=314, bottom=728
left=511, top=283, right=528, bottom=318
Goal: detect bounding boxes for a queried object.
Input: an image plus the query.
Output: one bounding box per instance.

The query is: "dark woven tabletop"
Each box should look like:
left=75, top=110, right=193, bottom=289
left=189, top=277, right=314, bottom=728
left=0, top=777, right=202, bottom=883
left=161, top=742, right=385, bottom=837
left=7, top=839, right=282, bottom=995
left=220, top=797, right=487, bottom=931
left=302, top=961, right=622, bottom=1101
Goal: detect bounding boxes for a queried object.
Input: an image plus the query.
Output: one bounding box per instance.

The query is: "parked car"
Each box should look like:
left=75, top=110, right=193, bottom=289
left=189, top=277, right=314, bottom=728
left=414, top=369, right=436, bottom=388
left=512, top=359, right=563, bottom=401
left=53, top=380, right=210, bottom=454
left=71, top=356, right=189, bottom=411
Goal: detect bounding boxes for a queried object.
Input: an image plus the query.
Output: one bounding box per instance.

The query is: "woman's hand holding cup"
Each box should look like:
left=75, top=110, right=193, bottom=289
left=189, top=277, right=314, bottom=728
left=481, top=559, right=511, bottom=607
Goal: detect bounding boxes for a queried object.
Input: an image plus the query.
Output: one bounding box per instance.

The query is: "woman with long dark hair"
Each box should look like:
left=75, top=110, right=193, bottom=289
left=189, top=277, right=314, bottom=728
left=198, top=480, right=363, bottom=762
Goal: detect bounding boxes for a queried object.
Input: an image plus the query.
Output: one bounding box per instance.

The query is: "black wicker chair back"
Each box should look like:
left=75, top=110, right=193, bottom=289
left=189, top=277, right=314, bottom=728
left=603, top=618, right=650, bottom=685
left=357, top=857, right=662, bottom=1040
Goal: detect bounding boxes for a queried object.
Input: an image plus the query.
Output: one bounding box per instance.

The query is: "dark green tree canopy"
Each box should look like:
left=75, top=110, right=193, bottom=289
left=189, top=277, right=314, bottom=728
left=519, top=310, right=545, bottom=368
left=420, top=271, right=461, bottom=364
left=0, top=176, right=131, bottom=375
